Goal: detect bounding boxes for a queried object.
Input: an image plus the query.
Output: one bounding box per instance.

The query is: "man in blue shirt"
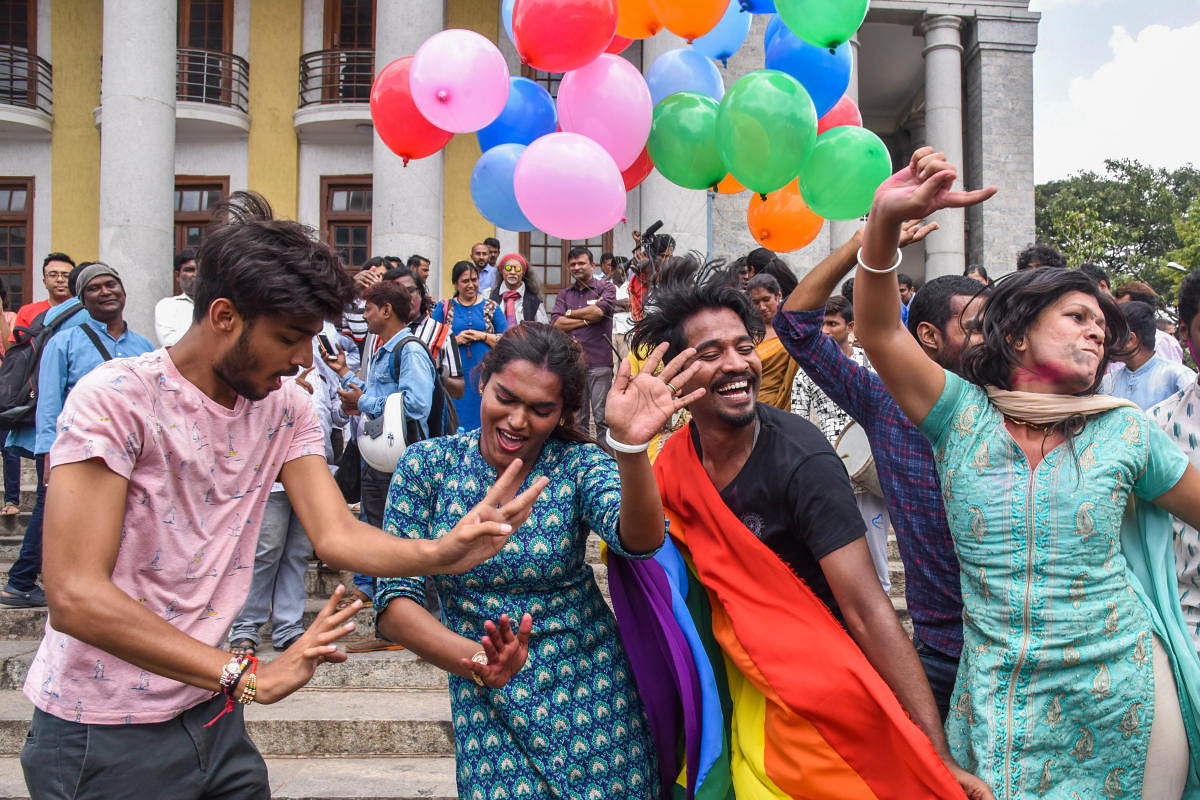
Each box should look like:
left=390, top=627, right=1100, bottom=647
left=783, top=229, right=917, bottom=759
left=1100, top=300, right=1195, bottom=409
left=0, top=263, right=153, bottom=608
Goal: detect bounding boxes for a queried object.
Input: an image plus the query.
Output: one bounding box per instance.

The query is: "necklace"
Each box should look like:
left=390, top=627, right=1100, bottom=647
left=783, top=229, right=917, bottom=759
left=1004, top=415, right=1056, bottom=436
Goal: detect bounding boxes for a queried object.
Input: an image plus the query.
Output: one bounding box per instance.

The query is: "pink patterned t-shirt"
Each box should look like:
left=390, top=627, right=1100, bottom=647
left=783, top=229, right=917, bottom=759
left=25, top=349, right=323, bottom=724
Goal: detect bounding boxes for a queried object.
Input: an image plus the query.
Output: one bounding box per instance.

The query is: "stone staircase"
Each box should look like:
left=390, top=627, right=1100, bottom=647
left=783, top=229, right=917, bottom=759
left=0, top=455, right=910, bottom=798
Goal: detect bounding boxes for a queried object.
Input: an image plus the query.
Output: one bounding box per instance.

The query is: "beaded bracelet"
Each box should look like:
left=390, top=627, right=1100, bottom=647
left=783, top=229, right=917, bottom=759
left=238, top=670, right=258, bottom=705
left=219, top=656, right=245, bottom=698
left=856, top=246, right=903, bottom=275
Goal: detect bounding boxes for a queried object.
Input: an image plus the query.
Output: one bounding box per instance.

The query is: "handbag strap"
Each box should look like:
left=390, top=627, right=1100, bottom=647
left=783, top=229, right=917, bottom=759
left=79, top=324, right=113, bottom=362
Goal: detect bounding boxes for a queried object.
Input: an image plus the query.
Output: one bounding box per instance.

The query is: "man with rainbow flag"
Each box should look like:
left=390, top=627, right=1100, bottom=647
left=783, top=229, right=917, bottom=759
left=610, top=263, right=992, bottom=800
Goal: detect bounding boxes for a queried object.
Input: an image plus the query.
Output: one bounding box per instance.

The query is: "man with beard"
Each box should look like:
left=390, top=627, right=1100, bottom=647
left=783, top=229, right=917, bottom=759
left=154, top=249, right=199, bottom=346
left=775, top=225, right=988, bottom=719
left=21, top=192, right=544, bottom=798
left=553, top=247, right=616, bottom=442
left=614, top=265, right=986, bottom=798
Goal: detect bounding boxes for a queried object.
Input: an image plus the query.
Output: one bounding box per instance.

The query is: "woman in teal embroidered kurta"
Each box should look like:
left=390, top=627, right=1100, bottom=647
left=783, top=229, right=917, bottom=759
left=371, top=323, right=703, bottom=800
left=849, top=147, right=1200, bottom=800
left=921, top=370, right=1188, bottom=797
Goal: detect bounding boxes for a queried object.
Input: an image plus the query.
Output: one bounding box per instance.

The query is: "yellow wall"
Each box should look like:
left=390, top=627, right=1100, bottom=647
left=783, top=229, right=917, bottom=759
left=442, top=0, right=499, bottom=287
left=247, top=0, right=301, bottom=219
left=50, top=0, right=102, bottom=261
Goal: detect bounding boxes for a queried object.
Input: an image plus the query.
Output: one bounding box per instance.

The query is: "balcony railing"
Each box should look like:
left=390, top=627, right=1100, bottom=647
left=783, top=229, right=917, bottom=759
left=176, top=48, right=249, bottom=113
left=299, top=49, right=374, bottom=108
left=0, top=46, right=52, bottom=116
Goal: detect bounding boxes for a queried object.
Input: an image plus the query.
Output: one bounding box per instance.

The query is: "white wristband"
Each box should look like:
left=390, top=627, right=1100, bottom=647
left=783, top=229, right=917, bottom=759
left=605, top=430, right=651, bottom=454
left=857, top=246, right=903, bottom=275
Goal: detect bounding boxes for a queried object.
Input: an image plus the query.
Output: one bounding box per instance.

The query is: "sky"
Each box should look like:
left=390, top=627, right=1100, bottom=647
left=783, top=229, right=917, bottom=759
left=1030, top=0, right=1199, bottom=184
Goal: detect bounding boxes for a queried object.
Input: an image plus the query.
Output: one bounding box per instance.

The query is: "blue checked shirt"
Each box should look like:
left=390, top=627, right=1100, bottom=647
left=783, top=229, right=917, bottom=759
left=774, top=307, right=963, bottom=658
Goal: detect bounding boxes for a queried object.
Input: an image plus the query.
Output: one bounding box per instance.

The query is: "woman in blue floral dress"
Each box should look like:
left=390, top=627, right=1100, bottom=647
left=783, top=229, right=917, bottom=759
left=854, top=148, right=1200, bottom=799
left=375, top=323, right=704, bottom=799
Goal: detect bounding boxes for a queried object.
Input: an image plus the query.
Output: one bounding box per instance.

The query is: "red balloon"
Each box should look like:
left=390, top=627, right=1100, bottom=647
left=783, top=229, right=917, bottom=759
left=606, top=34, right=634, bottom=54
left=513, top=0, right=618, bottom=73
left=622, top=147, right=653, bottom=191
left=816, top=95, right=863, bottom=137
left=370, top=57, right=453, bottom=165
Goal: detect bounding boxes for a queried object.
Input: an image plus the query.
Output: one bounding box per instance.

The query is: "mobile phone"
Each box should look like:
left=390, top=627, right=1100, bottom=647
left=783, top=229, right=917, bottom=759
left=317, top=333, right=336, bottom=356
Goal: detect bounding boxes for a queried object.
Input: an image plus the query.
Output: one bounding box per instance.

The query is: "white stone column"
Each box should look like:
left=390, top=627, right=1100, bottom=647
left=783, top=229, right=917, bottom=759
left=98, top=0, right=177, bottom=338
left=965, top=14, right=1039, bottom=277
left=639, top=32, right=709, bottom=258
left=919, top=14, right=965, bottom=279
left=828, top=34, right=861, bottom=257
left=372, top=0, right=445, bottom=296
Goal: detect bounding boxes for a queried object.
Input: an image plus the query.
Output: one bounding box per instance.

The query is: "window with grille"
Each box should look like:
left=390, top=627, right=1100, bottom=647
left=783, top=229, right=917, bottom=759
left=322, top=176, right=372, bottom=269
left=177, top=0, right=233, bottom=104
left=0, top=178, right=32, bottom=309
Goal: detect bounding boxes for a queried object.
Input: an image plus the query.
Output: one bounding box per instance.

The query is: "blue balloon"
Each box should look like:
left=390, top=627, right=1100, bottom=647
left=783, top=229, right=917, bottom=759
left=692, top=2, right=753, bottom=67
left=502, top=0, right=516, bottom=47
left=740, top=0, right=776, bottom=12
left=764, top=28, right=851, bottom=117
left=471, top=144, right=534, bottom=232
left=764, top=14, right=784, bottom=49
left=476, top=77, right=558, bottom=153
left=646, top=49, right=725, bottom=108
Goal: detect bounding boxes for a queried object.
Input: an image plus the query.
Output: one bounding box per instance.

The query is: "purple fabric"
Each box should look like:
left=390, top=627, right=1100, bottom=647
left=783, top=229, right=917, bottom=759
left=608, top=552, right=702, bottom=799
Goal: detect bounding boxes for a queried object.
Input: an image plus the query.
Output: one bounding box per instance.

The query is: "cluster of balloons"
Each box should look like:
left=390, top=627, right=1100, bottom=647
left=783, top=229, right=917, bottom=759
left=370, top=0, right=888, bottom=249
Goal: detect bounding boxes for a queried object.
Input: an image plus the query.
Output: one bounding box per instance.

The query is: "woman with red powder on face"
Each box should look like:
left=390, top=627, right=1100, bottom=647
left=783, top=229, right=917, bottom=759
left=854, top=147, right=1200, bottom=799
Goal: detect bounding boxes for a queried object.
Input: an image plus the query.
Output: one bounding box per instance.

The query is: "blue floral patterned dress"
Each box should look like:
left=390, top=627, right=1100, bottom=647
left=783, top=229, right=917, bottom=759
left=920, top=372, right=1189, bottom=799
left=375, top=432, right=661, bottom=800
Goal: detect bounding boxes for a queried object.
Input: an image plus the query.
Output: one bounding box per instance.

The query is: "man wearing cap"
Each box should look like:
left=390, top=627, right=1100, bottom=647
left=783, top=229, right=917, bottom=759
left=35, top=263, right=155, bottom=462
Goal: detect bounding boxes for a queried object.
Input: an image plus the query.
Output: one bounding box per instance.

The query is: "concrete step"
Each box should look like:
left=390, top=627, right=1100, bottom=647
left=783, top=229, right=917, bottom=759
left=0, top=599, right=376, bottom=643
left=244, top=689, right=453, bottom=757
left=0, top=640, right=446, bottom=693
left=0, top=754, right=458, bottom=800
left=0, top=687, right=454, bottom=758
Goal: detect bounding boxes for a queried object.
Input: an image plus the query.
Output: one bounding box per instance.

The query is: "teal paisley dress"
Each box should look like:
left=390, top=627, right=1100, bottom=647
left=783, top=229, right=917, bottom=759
left=375, top=432, right=661, bottom=800
left=919, top=372, right=1188, bottom=799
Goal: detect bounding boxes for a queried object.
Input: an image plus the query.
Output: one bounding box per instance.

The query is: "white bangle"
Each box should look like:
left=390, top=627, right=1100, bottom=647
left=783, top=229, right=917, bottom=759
left=605, top=430, right=650, bottom=454
left=857, top=246, right=903, bottom=275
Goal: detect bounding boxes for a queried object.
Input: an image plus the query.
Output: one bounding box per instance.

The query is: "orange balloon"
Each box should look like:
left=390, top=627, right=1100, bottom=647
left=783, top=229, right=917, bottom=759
left=649, top=0, right=730, bottom=43
left=714, top=173, right=746, bottom=194
left=617, top=0, right=662, bottom=39
left=747, top=180, right=825, bottom=252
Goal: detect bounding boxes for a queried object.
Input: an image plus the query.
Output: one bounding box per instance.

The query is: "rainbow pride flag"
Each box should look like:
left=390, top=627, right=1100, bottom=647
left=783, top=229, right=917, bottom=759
left=608, top=428, right=968, bottom=800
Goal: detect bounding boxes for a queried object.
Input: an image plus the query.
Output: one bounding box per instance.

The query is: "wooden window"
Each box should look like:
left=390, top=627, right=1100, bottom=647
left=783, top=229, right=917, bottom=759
left=321, top=176, right=372, bottom=269
left=0, top=0, right=34, bottom=50
left=174, top=176, right=227, bottom=292
left=178, top=0, right=231, bottom=50
left=0, top=177, right=33, bottom=309
left=323, top=0, right=374, bottom=49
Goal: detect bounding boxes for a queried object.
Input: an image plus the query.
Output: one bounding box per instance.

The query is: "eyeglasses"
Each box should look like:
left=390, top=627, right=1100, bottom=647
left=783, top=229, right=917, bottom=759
left=502, top=263, right=523, bottom=272
left=45, top=271, right=70, bottom=281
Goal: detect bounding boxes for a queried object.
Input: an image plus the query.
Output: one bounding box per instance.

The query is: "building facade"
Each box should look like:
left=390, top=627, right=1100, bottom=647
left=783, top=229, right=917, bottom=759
left=0, top=0, right=1037, bottom=336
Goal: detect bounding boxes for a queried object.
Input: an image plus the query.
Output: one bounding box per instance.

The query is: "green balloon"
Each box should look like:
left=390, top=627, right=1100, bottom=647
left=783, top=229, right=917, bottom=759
left=646, top=93, right=726, bottom=192
left=716, top=70, right=817, bottom=196
left=775, top=0, right=869, bottom=50
left=798, top=126, right=892, bottom=220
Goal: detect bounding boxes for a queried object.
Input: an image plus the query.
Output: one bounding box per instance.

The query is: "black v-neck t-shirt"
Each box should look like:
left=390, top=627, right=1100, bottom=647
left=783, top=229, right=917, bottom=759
left=690, top=403, right=865, bottom=620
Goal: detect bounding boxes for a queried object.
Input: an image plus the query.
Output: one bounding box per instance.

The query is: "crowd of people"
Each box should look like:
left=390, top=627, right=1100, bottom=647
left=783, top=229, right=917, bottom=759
left=7, top=146, right=1200, bottom=800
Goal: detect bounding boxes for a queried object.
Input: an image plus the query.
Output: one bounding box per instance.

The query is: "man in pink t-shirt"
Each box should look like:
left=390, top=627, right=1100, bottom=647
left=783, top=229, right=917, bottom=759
left=20, top=194, right=542, bottom=799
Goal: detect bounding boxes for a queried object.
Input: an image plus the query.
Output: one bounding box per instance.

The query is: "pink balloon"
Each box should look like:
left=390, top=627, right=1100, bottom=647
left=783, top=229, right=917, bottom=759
left=816, top=95, right=863, bottom=136
left=410, top=29, right=510, bottom=133
left=514, top=133, right=627, bottom=240
left=558, top=54, right=652, bottom=171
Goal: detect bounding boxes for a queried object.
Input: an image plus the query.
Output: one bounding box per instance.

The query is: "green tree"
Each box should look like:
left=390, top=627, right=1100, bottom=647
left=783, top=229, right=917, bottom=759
left=1036, top=160, right=1200, bottom=301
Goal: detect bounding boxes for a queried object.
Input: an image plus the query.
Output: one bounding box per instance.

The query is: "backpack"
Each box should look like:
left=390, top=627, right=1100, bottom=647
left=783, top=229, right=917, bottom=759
left=0, top=305, right=86, bottom=428
left=392, top=335, right=459, bottom=441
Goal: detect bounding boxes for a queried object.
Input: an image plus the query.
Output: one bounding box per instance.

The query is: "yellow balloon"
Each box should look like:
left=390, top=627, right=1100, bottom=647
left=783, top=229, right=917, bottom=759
left=617, top=0, right=662, bottom=39
left=649, top=0, right=730, bottom=43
